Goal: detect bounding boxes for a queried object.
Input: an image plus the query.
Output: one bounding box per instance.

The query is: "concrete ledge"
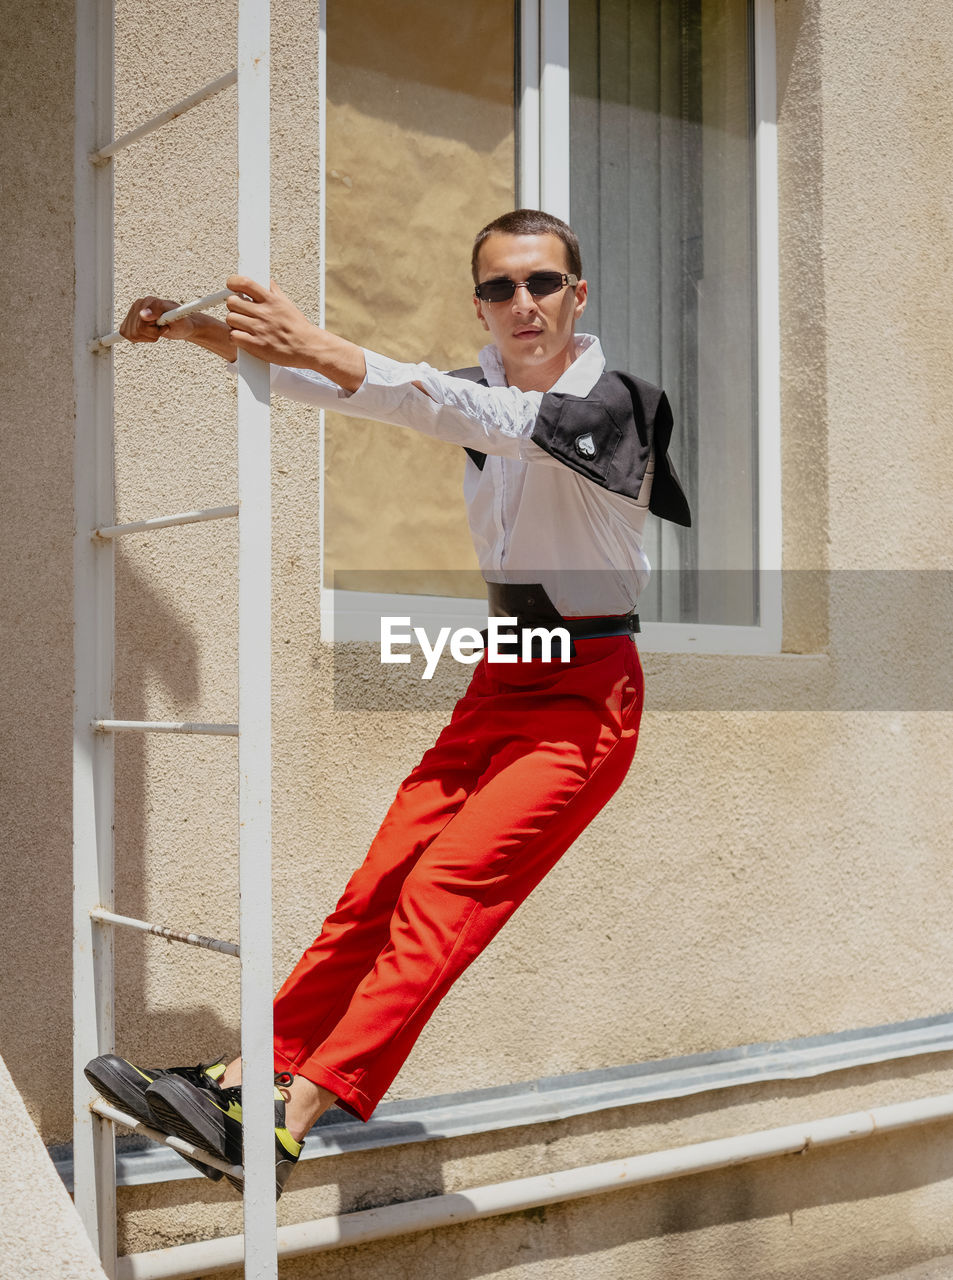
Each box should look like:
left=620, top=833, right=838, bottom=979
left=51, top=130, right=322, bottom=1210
left=1, top=1052, right=106, bottom=1279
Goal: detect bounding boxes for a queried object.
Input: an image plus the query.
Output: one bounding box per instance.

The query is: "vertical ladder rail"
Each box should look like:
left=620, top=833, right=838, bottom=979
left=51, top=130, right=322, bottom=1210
left=236, top=0, right=277, bottom=1272
left=73, top=0, right=118, bottom=1273
left=539, top=0, right=571, bottom=222
left=72, top=0, right=276, bottom=1272
left=518, top=0, right=541, bottom=208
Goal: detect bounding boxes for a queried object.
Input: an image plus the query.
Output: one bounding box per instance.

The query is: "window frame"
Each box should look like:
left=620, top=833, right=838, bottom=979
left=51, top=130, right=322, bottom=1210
left=318, top=0, right=781, bottom=655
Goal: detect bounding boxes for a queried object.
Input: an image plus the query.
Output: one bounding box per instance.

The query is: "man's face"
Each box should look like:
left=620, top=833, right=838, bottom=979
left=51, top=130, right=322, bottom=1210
left=472, top=232, right=587, bottom=380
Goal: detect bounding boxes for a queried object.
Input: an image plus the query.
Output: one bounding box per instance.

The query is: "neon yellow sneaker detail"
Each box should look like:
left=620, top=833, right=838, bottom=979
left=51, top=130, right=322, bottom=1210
left=145, top=1070, right=303, bottom=1199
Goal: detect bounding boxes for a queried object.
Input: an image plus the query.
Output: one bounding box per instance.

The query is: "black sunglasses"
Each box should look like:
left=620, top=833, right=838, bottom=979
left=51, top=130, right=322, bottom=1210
left=474, top=271, right=579, bottom=303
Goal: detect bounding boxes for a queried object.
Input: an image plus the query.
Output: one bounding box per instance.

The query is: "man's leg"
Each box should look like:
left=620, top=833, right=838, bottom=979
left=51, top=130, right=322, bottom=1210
left=145, top=666, right=508, bottom=1175
left=275, top=636, right=644, bottom=1124
left=218, top=660, right=505, bottom=1121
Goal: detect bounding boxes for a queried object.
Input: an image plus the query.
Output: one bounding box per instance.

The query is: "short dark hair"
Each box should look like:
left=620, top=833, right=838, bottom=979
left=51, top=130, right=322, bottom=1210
left=471, top=209, right=582, bottom=284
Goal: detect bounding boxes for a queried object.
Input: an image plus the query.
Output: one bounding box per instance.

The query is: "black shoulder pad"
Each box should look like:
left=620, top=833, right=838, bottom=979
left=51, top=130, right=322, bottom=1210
left=447, top=366, right=488, bottom=472
left=531, top=371, right=691, bottom=527
left=447, top=366, right=486, bottom=384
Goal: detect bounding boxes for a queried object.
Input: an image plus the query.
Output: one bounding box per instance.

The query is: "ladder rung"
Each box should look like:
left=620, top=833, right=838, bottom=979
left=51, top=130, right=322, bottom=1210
left=90, top=288, right=233, bottom=352
left=89, top=1099, right=236, bottom=1175
left=93, top=505, right=239, bottom=539
left=90, top=908, right=240, bottom=957
left=90, top=70, right=238, bottom=164
left=92, top=719, right=239, bottom=736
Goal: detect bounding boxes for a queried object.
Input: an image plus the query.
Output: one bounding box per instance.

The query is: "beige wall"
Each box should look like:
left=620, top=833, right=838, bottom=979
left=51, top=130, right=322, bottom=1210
left=0, top=0, right=77, bottom=1139
left=4, top=1, right=953, bottom=1276
left=0, top=1053, right=107, bottom=1280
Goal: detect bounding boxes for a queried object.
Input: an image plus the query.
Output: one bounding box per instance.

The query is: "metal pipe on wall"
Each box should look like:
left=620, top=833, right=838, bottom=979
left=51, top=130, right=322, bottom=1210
left=116, top=1090, right=953, bottom=1280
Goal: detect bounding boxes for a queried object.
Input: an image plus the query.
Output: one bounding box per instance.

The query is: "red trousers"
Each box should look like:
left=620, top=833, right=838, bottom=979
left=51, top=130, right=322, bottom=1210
left=272, top=635, right=644, bottom=1120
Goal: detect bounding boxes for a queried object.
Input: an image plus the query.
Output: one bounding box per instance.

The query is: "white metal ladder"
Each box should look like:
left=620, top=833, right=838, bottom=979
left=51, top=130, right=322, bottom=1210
left=72, top=1, right=280, bottom=1276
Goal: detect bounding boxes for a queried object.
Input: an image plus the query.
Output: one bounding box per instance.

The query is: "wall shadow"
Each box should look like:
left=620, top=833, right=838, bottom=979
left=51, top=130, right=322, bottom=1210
left=111, top=546, right=238, bottom=1075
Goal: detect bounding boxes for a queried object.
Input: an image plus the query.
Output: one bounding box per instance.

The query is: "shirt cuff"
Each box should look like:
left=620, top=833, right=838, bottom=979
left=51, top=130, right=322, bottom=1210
left=343, top=348, right=430, bottom=414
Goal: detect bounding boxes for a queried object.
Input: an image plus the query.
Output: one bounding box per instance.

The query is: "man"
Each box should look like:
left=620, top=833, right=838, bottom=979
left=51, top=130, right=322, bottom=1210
left=85, top=209, right=690, bottom=1197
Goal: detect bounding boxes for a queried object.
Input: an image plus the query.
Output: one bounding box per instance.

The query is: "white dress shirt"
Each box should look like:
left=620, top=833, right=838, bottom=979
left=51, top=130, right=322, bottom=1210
left=267, top=333, right=653, bottom=617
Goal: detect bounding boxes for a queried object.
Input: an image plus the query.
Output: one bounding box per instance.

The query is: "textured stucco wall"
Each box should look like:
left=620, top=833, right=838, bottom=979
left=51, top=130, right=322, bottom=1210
left=0, top=1054, right=107, bottom=1280
left=4, top=0, right=953, bottom=1277
left=0, top=0, right=77, bottom=1141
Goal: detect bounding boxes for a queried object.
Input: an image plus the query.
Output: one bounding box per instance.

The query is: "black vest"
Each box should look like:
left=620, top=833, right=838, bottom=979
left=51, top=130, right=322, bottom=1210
left=448, top=367, right=691, bottom=528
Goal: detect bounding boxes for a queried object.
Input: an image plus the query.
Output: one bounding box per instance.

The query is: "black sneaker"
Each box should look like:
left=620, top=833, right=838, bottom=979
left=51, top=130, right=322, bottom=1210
left=84, top=1054, right=229, bottom=1181
left=144, top=1070, right=303, bottom=1199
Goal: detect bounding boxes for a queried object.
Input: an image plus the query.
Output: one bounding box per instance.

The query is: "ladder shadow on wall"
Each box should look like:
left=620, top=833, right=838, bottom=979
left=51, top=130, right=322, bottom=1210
left=111, top=544, right=239, bottom=1068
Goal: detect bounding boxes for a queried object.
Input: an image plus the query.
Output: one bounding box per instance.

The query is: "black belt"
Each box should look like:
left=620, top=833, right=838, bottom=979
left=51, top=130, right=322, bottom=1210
left=485, top=581, right=639, bottom=650
left=564, top=613, right=641, bottom=639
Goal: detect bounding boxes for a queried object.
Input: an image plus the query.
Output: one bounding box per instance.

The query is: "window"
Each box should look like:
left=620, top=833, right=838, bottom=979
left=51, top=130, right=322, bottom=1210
left=571, top=0, right=760, bottom=629
left=321, top=0, right=780, bottom=650
left=322, top=0, right=514, bottom=611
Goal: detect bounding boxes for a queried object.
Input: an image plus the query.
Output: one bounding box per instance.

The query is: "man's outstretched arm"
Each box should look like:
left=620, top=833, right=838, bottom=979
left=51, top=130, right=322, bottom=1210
left=118, top=276, right=367, bottom=392
left=119, top=278, right=547, bottom=463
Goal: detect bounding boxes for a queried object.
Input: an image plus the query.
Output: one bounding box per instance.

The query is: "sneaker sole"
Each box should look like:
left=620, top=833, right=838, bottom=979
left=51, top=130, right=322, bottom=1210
left=147, top=1077, right=298, bottom=1200
left=84, top=1056, right=155, bottom=1127
left=220, top=1147, right=300, bottom=1200
left=145, top=1077, right=239, bottom=1166
left=84, top=1057, right=223, bottom=1182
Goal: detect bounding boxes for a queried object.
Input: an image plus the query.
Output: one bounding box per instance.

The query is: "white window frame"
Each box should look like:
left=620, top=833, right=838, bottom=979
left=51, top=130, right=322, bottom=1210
left=319, top=0, right=781, bottom=655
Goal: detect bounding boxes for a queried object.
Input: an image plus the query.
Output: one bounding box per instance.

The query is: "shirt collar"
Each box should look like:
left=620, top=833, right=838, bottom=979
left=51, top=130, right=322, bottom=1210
left=477, top=333, right=606, bottom=394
